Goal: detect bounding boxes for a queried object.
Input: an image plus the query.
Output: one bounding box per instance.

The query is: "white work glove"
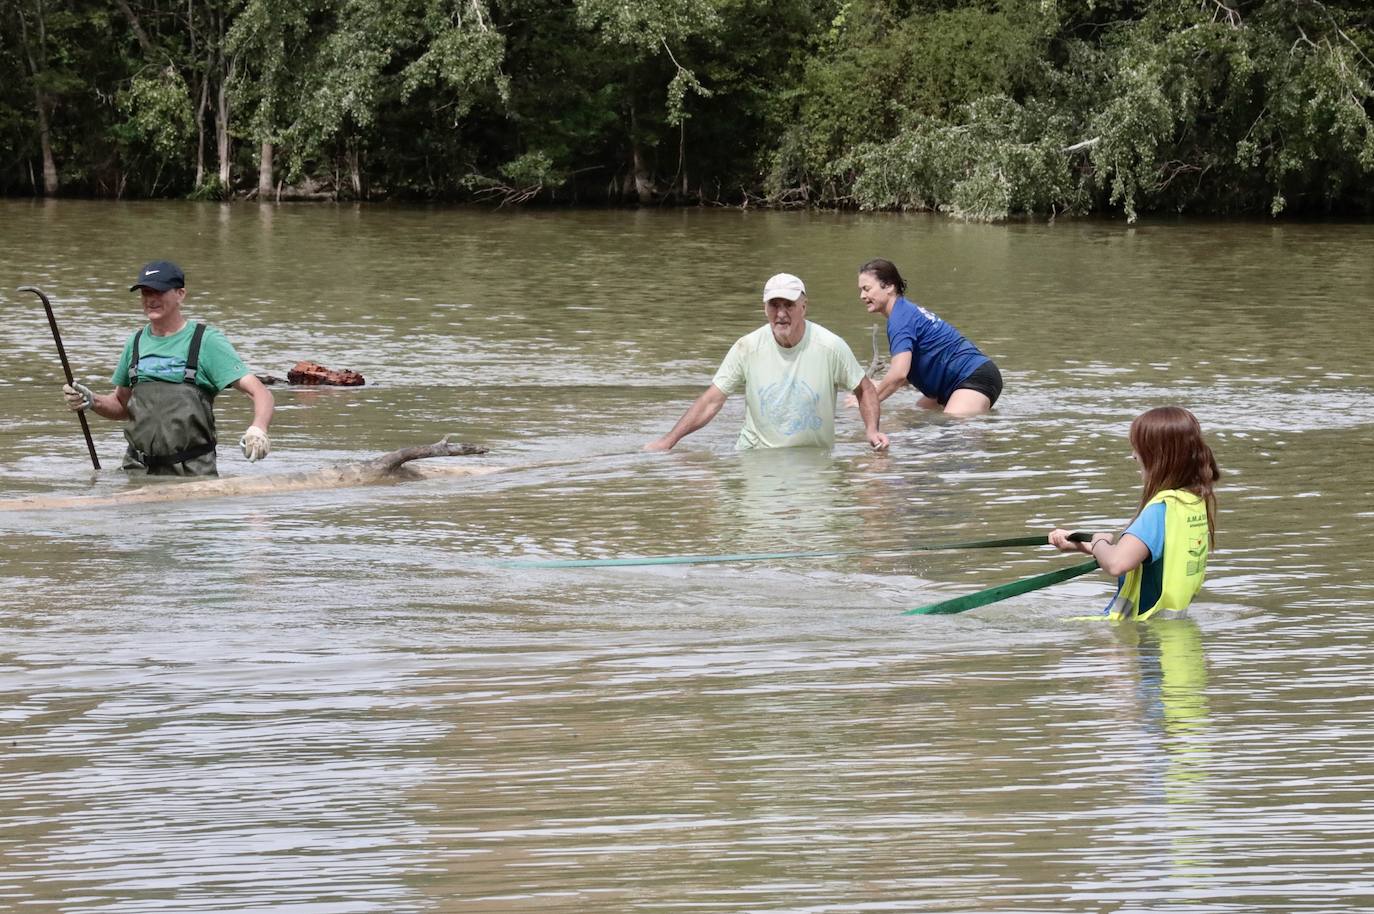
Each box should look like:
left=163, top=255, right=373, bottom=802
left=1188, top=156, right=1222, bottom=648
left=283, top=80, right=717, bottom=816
left=63, top=382, right=95, bottom=412
left=240, top=426, right=271, bottom=462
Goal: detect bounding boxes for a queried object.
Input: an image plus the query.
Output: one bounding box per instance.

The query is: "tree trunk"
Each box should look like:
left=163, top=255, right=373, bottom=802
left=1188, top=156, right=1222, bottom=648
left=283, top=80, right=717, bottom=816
left=627, top=102, right=652, bottom=203
left=258, top=140, right=274, bottom=198
left=194, top=72, right=208, bottom=188
left=216, top=56, right=235, bottom=191
left=678, top=123, right=688, bottom=198
left=215, top=85, right=230, bottom=189
left=0, top=439, right=493, bottom=512
left=114, top=0, right=154, bottom=54
left=631, top=144, right=653, bottom=204
left=33, top=88, right=58, bottom=196
left=347, top=141, right=363, bottom=199
left=16, top=7, right=58, bottom=195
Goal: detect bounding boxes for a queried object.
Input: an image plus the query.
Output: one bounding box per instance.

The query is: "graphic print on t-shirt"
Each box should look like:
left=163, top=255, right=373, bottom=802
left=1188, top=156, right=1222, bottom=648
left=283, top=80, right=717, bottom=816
left=135, top=354, right=190, bottom=384
left=758, top=378, right=822, bottom=437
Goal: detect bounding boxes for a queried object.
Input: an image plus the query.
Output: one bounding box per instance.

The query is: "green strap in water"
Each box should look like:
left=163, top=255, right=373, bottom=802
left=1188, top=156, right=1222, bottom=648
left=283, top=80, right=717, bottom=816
left=904, top=558, right=1102, bottom=616
left=508, top=532, right=1091, bottom=569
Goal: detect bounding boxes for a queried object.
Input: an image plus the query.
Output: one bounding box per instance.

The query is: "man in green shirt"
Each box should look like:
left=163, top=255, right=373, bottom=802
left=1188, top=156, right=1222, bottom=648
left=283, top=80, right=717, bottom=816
left=62, top=260, right=275, bottom=476
left=646, top=273, right=889, bottom=452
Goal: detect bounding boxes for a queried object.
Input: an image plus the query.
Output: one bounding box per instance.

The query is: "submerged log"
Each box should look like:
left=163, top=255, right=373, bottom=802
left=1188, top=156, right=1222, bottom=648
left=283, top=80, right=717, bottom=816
left=0, top=436, right=496, bottom=511
left=287, top=361, right=365, bottom=386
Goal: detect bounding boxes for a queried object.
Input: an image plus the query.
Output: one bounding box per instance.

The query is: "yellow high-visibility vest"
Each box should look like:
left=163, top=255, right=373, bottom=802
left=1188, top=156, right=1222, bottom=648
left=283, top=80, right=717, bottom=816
left=1109, top=489, right=1210, bottom=620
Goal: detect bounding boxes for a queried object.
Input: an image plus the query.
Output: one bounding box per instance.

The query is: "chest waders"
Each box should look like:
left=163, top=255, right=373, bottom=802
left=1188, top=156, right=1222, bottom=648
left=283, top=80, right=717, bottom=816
left=122, top=323, right=219, bottom=476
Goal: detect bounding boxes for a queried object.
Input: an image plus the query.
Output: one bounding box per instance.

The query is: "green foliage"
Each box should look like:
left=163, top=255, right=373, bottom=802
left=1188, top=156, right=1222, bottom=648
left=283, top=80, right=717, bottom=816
left=187, top=174, right=228, bottom=201
left=1075, top=2, right=1374, bottom=219
left=664, top=62, right=713, bottom=127
left=809, top=0, right=1374, bottom=219
left=118, top=67, right=195, bottom=159
left=845, top=95, right=1086, bottom=219
left=1088, top=39, right=1186, bottom=222
left=574, top=0, right=721, bottom=51
left=288, top=1, right=397, bottom=157
left=898, top=5, right=1048, bottom=117
left=227, top=0, right=316, bottom=144
left=497, top=149, right=558, bottom=184
left=0, top=0, right=1369, bottom=217
left=1247, top=8, right=1374, bottom=214
left=777, top=0, right=1049, bottom=199
left=572, top=0, right=721, bottom=131
left=400, top=0, right=510, bottom=111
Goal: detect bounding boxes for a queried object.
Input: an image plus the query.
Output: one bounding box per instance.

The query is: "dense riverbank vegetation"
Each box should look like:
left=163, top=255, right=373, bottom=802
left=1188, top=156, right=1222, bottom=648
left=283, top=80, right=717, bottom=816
left=4, top=0, right=1371, bottom=219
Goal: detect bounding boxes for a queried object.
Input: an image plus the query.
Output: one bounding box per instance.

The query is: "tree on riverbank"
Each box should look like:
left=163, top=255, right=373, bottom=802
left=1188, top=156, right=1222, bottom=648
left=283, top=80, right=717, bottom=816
left=2, top=0, right=1371, bottom=219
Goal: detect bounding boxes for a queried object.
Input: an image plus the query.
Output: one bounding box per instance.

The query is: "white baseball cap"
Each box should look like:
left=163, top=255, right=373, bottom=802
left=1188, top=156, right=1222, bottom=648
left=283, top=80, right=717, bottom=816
left=762, top=273, right=806, bottom=303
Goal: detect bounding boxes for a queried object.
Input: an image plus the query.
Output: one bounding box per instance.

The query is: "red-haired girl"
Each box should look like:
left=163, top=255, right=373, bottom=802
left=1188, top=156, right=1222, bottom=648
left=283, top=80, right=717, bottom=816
left=1050, top=407, right=1221, bottom=619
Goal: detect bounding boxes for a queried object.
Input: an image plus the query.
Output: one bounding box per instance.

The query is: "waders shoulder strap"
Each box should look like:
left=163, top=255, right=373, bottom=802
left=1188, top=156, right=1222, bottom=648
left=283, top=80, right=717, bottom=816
left=128, top=323, right=206, bottom=384
left=129, top=327, right=145, bottom=383
left=183, top=322, right=206, bottom=382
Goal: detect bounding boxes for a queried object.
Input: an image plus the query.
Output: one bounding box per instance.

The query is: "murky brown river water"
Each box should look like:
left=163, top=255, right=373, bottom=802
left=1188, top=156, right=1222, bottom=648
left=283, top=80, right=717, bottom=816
left=2, top=200, right=1373, bottom=912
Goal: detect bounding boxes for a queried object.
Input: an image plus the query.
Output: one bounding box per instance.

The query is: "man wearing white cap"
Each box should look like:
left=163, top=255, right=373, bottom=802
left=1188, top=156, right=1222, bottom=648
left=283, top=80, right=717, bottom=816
left=646, top=273, right=888, bottom=452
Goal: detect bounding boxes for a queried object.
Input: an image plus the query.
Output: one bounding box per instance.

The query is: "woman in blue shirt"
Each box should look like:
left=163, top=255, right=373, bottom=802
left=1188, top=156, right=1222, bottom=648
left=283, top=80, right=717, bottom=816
left=856, top=258, right=1002, bottom=416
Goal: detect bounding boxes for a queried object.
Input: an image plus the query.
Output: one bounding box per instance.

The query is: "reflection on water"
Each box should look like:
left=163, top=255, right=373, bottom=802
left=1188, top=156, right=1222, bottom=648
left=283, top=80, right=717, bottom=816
left=1111, top=619, right=1214, bottom=872
left=718, top=447, right=866, bottom=546
left=2, top=202, right=1374, bottom=912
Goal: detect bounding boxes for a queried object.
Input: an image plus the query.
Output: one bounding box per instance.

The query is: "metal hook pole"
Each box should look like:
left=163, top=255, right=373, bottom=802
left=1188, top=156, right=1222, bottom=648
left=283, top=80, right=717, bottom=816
left=18, top=285, right=101, bottom=469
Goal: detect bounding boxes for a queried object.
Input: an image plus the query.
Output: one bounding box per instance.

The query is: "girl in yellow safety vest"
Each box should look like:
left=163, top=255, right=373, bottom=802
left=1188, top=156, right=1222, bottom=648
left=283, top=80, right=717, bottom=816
left=1049, top=406, right=1221, bottom=619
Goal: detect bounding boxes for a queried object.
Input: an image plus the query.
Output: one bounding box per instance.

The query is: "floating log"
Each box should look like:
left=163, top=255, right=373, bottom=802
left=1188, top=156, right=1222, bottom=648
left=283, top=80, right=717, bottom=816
left=287, top=360, right=365, bottom=386
left=0, top=436, right=495, bottom=511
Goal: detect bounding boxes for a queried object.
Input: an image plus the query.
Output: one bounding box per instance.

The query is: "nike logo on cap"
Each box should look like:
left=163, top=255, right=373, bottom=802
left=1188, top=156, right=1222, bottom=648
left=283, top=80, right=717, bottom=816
left=144, top=269, right=160, bottom=275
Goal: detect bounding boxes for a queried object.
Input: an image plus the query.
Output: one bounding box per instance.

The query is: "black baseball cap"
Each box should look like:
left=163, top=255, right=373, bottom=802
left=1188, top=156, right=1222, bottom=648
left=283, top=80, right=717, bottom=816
left=130, top=260, right=185, bottom=292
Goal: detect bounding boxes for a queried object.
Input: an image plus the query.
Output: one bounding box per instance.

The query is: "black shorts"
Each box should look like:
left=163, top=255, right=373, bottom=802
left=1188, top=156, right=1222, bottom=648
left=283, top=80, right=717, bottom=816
left=953, top=359, right=1003, bottom=407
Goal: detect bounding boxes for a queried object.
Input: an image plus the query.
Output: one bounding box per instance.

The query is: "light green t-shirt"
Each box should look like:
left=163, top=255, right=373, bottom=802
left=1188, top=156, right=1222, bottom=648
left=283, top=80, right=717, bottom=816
left=111, top=322, right=250, bottom=394
left=711, top=322, right=866, bottom=450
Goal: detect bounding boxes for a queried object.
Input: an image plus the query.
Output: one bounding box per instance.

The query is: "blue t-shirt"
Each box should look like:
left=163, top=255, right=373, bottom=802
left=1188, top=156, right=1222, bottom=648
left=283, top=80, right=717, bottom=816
left=1123, top=501, right=1166, bottom=560
left=887, top=297, right=989, bottom=404
left=1107, top=501, right=1167, bottom=613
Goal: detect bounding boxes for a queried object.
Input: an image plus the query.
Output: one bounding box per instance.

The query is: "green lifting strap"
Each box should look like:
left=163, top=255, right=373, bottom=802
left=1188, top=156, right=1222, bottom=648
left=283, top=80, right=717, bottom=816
left=508, top=532, right=1092, bottom=569
left=904, top=559, right=1102, bottom=616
